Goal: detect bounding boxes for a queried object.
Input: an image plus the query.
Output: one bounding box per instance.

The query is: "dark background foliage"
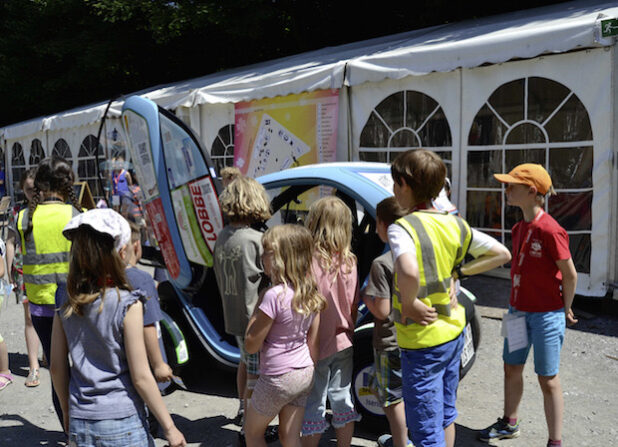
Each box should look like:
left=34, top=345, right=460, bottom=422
left=0, top=0, right=568, bottom=127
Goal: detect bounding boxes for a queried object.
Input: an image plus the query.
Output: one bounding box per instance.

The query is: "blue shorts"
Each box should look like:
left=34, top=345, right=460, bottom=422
left=301, top=347, right=361, bottom=435
left=401, top=333, right=464, bottom=447
left=502, top=308, right=565, bottom=376
left=68, top=413, right=154, bottom=447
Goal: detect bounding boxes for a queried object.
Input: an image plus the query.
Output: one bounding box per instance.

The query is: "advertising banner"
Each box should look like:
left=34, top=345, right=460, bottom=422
left=234, top=89, right=340, bottom=177
left=144, top=198, right=181, bottom=280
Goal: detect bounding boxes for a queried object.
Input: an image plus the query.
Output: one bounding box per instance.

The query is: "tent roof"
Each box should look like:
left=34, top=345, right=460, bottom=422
left=2, top=0, right=616, bottom=140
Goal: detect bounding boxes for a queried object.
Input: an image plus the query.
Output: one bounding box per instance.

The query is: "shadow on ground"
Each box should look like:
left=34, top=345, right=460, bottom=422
left=465, top=275, right=618, bottom=338
left=0, top=415, right=65, bottom=446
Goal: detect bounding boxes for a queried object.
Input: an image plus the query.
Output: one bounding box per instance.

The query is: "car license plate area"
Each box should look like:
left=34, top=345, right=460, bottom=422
left=461, top=323, right=474, bottom=369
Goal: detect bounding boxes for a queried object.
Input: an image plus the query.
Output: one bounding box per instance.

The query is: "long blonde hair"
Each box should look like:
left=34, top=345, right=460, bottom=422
left=305, top=196, right=356, bottom=274
left=262, top=225, right=326, bottom=315
left=63, top=226, right=132, bottom=317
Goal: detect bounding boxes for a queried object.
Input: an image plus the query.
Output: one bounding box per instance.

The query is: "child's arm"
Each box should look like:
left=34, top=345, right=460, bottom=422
left=307, top=313, right=320, bottom=365
left=50, top=314, right=70, bottom=434
left=556, top=258, right=578, bottom=326
left=453, top=243, right=511, bottom=279
left=5, top=232, right=15, bottom=283
left=362, top=294, right=391, bottom=321
left=395, top=252, right=438, bottom=325
left=124, top=301, right=186, bottom=447
left=143, top=324, right=173, bottom=383
left=244, top=309, right=274, bottom=354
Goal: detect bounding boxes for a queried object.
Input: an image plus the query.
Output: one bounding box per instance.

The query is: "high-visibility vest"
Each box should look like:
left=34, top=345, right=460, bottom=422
left=17, top=203, right=80, bottom=306
left=392, top=211, right=472, bottom=350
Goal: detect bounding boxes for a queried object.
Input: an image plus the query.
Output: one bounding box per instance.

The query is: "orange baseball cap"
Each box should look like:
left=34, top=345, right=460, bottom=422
left=493, top=163, right=552, bottom=195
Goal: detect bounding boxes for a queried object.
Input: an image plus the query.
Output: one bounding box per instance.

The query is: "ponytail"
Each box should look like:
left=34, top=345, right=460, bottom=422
left=24, top=185, right=41, bottom=241
left=65, top=178, right=82, bottom=212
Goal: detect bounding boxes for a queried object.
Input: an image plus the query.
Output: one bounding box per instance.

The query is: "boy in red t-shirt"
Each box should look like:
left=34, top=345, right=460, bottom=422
left=479, top=164, right=578, bottom=447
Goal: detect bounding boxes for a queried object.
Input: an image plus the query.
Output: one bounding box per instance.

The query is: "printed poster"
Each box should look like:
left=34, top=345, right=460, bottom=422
left=234, top=89, right=339, bottom=177
left=171, top=186, right=212, bottom=266
left=122, top=111, right=159, bottom=201
left=144, top=198, right=181, bottom=280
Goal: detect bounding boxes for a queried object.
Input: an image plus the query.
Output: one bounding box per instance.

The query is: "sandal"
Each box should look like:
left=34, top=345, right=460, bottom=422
left=25, top=368, right=40, bottom=387
left=0, top=372, right=13, bottom=391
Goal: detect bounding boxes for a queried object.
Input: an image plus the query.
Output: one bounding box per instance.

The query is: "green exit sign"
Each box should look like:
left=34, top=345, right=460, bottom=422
left=601, top=19, right=618, bottom=37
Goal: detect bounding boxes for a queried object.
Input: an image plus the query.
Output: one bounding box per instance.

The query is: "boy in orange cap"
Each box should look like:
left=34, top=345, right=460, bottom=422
left=479, top=163, right=578, bottom=447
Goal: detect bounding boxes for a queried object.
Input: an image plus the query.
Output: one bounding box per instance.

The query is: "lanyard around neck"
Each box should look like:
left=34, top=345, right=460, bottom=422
left=515, top=209, right=544, bottom=269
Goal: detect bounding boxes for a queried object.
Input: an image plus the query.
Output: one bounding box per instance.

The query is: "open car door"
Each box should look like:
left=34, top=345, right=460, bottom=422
left=122, top=96, right=238, bottom=368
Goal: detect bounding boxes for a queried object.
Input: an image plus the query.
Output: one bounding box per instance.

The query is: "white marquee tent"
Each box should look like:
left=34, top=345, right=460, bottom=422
left=1, top=0, right=617, bottom=297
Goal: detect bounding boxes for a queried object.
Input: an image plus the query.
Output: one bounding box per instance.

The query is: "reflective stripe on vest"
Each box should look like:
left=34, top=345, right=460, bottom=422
left=392, top=211, right=472, bottom=350
left=18, top=204, right=80, bottom=305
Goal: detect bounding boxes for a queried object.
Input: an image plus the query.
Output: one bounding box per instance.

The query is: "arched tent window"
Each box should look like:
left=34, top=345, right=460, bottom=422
left=29, top=139, right=46, bottom=167
left=359, top=90, right=453, bottom=177
left=78, top=135, right=103, bottom=199
left=211, top=124, right=235, bottom=175
left=52, top=138, right=72, bottom=163
left=466, top=77, right=593, bottom=273
left=11, top=142, right=26, bottom=201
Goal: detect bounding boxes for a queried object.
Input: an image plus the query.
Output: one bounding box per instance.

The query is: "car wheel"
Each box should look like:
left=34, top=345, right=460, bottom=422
left=352, top=327, right=388, bottom=431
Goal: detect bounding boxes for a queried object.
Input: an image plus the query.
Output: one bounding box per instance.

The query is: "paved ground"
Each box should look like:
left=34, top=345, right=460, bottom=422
left=1, top=274, right=617, bottom=446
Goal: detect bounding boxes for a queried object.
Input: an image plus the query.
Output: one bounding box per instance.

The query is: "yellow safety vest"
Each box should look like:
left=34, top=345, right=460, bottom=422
left=18, top=203, right=80, bottom=305
left=392, top=211, right=472, bottom=350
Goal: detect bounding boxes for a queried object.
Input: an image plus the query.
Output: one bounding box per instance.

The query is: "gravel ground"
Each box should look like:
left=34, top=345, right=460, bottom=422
left=1, top=274, right=617, bottom=446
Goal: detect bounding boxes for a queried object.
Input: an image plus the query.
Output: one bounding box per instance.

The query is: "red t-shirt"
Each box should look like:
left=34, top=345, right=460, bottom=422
left=510, top=211, right=572, bottom=312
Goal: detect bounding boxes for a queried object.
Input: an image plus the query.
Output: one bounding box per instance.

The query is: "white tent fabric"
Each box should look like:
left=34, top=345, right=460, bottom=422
left=1, top=0, right=616, bottom=139
left=346, top=1, right=618, bottom=84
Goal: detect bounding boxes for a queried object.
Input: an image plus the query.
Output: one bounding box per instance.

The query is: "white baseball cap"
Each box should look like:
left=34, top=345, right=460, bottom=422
left=63, top=208, right=131, bottom=251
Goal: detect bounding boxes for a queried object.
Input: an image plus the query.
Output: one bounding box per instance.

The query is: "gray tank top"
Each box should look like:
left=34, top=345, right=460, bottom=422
left=58, top=288, right=146, bottom=420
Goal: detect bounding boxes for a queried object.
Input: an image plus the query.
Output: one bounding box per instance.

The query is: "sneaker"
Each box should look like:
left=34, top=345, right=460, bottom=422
left=233, top=406, right=244, bottom=426
left=377, top=434, right=413, bottom=447
left=478, top=417, right=520, bottom=442
left=264, top=425, right=279, bottom=443
left=237, top=426, right=278, bottom=446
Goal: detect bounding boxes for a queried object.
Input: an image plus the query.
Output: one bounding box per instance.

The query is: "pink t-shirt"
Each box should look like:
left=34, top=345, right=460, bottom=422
left=258, top=284, right=315, bottom=376
left=312, top=256, right=359, bottom=361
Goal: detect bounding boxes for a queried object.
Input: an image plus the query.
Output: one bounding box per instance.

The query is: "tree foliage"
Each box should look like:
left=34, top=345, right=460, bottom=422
left=0, top=0, right=567, bottom=127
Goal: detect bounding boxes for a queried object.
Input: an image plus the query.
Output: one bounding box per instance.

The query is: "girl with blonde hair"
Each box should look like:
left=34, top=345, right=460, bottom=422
left=244, top=224, right=325, bottom=447
left=301, top=196, right=361, bottom=447
left=50, top=208, right=185, bottom=447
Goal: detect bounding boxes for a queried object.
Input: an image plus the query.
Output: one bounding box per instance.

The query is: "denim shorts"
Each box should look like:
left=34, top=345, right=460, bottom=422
left=401, top=333, right=463, bottom=447
left=301, top=347, right=361, bottom=435
left=236, top=335, right=260, bottom=376
left=502, top=308, right=565, bottom=376
left=370, top=348, right=403, bottom=407
left=68, top=413, right=154, bottom=447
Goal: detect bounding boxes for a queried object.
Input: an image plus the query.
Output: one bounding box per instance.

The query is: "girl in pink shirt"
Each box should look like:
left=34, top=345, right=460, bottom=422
left=301, top=196, right=361, bottom=447
left=244, top=224, right=325, bottom=447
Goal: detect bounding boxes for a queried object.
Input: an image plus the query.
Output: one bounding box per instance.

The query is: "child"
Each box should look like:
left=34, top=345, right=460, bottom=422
left=213, top=176, right=271, bottom=428
left=301, top=196, right=361, bottom=447
left=244, top=224, right=325, bottom=447
left=5, top=168, right=42, bottom=387
left=389, top=149, right=511, bottom=447
left=0, top=237, right=11, bottom=392
left=479, top=164, right=577, bottom=447
left=361, top=197, right=410, bottom=447
left=16, top=156, right=82, bottom=426
left=49, top=208, right=186, bottom=447
left=121, top=220, right=173, bottom=385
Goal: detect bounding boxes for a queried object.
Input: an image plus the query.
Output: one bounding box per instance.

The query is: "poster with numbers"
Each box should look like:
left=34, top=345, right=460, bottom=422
left=234, top=89, right=339, bottom=176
